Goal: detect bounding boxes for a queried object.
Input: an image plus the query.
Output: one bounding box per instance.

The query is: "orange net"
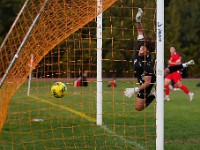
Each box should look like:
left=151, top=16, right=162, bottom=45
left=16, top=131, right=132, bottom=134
left=0, top=0, right=116, bottom=131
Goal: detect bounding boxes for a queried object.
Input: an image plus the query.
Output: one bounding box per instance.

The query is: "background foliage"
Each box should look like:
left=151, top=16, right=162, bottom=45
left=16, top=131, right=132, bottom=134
left=0, top=0, right=199, bottom=77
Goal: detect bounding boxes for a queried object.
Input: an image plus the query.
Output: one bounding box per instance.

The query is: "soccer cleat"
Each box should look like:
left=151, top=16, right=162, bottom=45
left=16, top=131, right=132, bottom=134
left=188, top=92, right=194, bottom=101
left=164, top=96, right=170, bottom=101
left=186, top=60, right=195, bottom=66
left=135, top=8, right=143, bottom=22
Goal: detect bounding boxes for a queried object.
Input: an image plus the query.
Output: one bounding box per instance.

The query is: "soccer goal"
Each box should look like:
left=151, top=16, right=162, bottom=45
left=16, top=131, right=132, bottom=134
left=0, top=0, right=164, bottom=149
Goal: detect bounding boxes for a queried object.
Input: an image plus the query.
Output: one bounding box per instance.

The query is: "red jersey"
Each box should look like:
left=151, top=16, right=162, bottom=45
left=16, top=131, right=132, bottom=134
left=169, top=52, right=181, bottom=66
left=169, top=52, right=181, bottom=73
left=166, top=52, right=182, bottom=81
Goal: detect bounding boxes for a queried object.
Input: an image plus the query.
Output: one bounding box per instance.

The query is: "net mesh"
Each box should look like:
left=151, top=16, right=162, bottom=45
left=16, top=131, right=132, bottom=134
left=0, top=0, right=116, bottom=131
left=0, top=0, right=156, bottom=149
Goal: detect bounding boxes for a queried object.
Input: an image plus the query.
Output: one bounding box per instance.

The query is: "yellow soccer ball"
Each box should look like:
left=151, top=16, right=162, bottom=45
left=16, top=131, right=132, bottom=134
left=51, top=82, right=67, bottom=98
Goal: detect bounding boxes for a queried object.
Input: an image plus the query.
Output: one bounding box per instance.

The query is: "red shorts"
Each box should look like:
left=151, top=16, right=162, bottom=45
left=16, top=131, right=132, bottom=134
left=165, top=72, right=182, bottom=83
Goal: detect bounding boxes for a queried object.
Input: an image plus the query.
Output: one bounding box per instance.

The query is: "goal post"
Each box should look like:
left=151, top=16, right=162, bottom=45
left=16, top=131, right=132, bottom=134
left=96, top=0, right=103, bottom=126
left=0, top=0, right=163, bottom=149
left=156, top=0, right=164, bottom=149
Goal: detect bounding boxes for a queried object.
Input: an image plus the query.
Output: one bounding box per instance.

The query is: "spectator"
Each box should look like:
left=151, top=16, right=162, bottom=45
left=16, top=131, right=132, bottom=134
left=108, top=79, right=117, bottom=87
left=74, top=71, right=88, bottom=87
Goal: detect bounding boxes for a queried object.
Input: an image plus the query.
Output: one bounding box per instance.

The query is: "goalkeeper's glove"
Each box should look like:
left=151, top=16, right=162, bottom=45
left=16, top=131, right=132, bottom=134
left=124, top=87, right=140, bottom=98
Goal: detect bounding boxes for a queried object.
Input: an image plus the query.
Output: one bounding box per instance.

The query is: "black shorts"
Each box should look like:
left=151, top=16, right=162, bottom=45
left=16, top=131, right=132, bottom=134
left=137, top=74, right=156, bottom=99
left=137, top=83, right=155, bottom=99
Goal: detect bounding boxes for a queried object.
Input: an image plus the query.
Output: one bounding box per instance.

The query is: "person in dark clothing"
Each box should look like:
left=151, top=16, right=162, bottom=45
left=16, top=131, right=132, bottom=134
left=74, top=71, right=88, bottom=87
left=80, top=71, right=88, bottom=87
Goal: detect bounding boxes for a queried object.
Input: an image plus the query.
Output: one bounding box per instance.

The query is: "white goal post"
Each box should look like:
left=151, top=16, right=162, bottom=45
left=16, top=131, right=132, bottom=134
left=96, top=0, right=165, bottom=149
left=96, top=0, right=103, bottom=126
left=156, top=0, right=164, bottom=150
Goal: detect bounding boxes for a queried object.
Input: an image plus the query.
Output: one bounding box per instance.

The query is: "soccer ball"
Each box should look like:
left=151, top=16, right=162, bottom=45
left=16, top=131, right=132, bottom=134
left=51, top=82, right=67, bottom=98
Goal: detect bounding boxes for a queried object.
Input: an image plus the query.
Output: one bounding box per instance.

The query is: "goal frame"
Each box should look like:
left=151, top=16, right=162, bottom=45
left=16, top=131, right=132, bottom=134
left=156, top=0, right=164, bottom=150
left=96, top=0, right=165, bottom=149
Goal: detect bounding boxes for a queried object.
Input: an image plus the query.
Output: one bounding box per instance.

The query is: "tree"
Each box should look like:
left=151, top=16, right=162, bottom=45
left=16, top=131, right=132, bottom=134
left=0, top=0, right=25, bottom=43
left=165, top=0, right=200, bottom=77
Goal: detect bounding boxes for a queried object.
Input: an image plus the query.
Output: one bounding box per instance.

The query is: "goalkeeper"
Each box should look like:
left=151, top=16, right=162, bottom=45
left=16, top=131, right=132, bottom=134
left=124, top=8, right=195, bottom=111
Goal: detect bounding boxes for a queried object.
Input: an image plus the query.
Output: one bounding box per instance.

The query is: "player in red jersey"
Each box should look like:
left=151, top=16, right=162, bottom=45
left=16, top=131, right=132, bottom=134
left=164, top=47, right=194, bottom=101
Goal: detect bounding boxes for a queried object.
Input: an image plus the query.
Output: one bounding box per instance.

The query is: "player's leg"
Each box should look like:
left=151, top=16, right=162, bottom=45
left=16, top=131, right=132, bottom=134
left=135, top=97, right=146, bottom=111
left=164, top=60, right=195, bottom=76
left=135, top=85, right=155, bottom=111
left=135, top=87, right=150, bottom=111
left=164, top=76, right=171, bottom=101
left=175, top=79, right=194, bottom=101
left=169, top=80, right=175, bottom=90
left=176, top=80, right=188, bottom=93
left=136, top=8, right=144, bottom=39
left=146, top=95, right=156, bottom=107
left=173, top=83, right=180, bottom=91
left=133, top=8, right=144, bottom=61
left=135, top=94, right=155, bottom=111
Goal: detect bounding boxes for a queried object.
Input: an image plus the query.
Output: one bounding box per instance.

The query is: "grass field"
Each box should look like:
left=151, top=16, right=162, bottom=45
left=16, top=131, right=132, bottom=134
left=0, top=79, right=199, bottom=150
left=164, top=79, right=200, bottom=150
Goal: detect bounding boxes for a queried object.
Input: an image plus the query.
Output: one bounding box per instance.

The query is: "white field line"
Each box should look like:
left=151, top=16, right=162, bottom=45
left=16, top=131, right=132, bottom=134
left=30, top=95, right=146, bottom=150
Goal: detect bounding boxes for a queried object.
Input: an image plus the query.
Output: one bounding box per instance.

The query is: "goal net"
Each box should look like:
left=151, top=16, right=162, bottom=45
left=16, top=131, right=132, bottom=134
left=0, top=0, right=158, bottom=149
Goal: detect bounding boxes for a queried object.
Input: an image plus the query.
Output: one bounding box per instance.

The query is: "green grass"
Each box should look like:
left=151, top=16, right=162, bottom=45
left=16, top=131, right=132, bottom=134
left=0, top=79, right=199, bottom=150
left=164, top=79, right=200, bottom=150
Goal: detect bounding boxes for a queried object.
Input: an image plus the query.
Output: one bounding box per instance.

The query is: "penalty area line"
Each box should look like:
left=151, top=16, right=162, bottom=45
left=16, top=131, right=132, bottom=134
left=29, top=95, right=146, bottom=150
left=28, top=95, right=96, bottom=123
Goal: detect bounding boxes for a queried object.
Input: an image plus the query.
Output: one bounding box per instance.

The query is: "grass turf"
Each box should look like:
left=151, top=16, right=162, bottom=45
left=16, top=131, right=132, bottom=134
left=0, top=79, right=199, bottom=150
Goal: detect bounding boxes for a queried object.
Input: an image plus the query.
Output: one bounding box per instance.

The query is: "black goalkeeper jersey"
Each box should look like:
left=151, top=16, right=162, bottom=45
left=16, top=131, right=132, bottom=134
left=133, top=54, right=156, bottom=85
